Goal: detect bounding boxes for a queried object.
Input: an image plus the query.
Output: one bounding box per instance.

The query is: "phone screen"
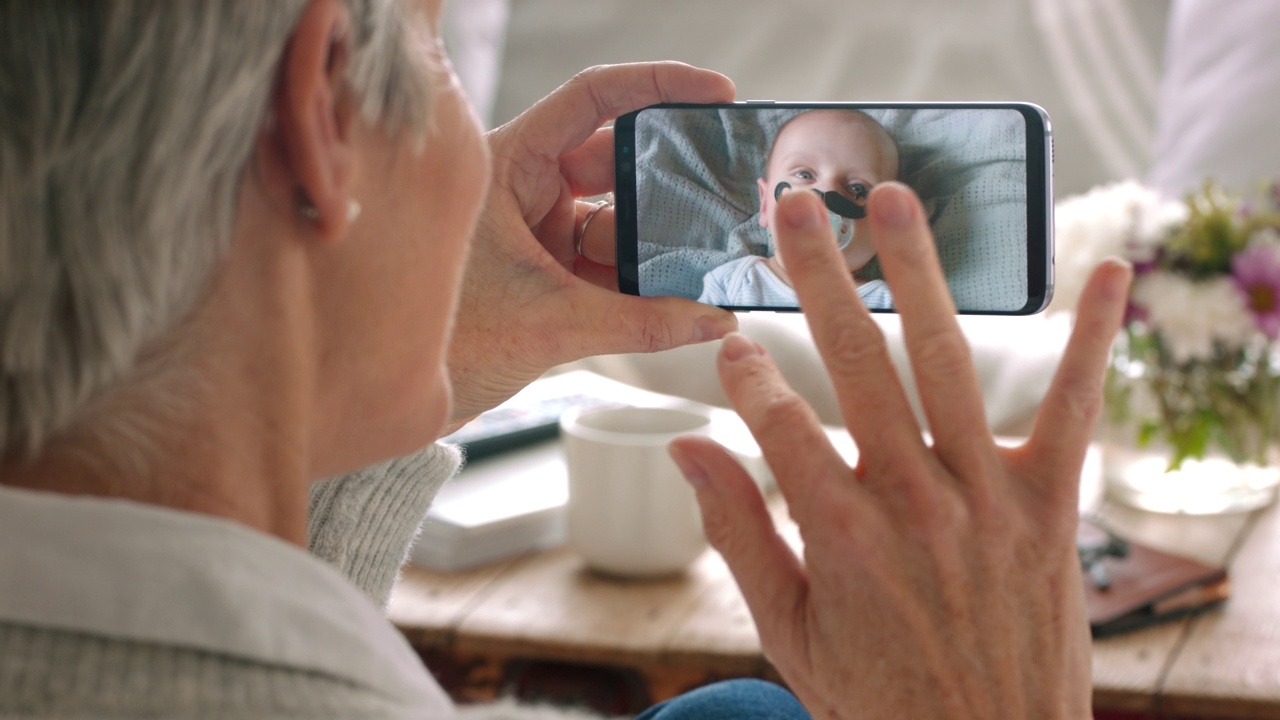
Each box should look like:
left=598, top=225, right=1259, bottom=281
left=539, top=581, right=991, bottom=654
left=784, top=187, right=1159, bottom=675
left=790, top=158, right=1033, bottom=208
left=613, top=102, right=1053, bottom=314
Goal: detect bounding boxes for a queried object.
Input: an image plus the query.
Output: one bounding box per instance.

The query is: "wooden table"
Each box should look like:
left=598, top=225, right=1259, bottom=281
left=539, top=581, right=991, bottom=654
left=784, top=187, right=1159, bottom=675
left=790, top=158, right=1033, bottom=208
left=1087, top=491, right=1280, bottom=718
left=388, top=443, right=1280, bottom=718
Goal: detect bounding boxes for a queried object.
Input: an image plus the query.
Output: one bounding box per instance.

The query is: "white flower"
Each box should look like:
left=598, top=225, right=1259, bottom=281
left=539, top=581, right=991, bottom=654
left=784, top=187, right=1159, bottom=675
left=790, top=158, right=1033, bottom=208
left=1049, top=181, right=1187, bottom=314
left=1250, top=225, right=1280, bottom=248
left=1132, top=194, right=1190, bottom=258
left=1131, top=272, right=1257, bottom=362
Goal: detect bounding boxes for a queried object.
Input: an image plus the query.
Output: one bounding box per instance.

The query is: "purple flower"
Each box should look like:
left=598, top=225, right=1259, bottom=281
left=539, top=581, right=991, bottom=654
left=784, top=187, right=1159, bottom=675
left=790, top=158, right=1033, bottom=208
left=1233, top=244, right=1280, bottom=339
left=1124, top=300, right=1149, bottom=327
left=1131, top=257, right=1160, bottom=277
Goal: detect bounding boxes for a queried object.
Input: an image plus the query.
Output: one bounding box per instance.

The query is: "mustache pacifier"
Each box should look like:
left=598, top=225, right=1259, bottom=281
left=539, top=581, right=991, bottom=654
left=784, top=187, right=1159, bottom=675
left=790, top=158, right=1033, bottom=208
left=774, top=181, right=869, bottom=250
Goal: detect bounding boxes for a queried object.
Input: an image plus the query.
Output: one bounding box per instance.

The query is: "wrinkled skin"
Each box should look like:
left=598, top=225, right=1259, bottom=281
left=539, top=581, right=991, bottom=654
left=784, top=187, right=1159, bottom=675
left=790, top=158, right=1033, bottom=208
left=445, top=63, right=739, bottom=431
left=670, top=183, right=1130, bottom=720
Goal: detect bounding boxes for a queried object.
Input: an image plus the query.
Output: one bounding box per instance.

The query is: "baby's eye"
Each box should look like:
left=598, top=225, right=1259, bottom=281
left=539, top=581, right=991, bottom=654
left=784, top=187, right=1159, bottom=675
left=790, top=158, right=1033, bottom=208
left=793, top=170, right=815, bottom=181
left=848, top=182, right=871, bottom=202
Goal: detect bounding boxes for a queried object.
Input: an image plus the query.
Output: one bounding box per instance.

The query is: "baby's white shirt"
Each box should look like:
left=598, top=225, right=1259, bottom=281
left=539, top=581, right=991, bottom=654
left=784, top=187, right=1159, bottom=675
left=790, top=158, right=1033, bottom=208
left=698, top=255, right=893, bottom=309
left=699, top=255, right=797, bottom=307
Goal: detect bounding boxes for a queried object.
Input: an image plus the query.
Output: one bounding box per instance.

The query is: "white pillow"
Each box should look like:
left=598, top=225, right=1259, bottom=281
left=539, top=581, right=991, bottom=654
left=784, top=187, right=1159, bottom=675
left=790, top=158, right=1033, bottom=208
left=1148, top=0, right=1280, bottom=196
left=442, top=0, right=511, bottom=129
left=494, top=0, right=1168, bottom=197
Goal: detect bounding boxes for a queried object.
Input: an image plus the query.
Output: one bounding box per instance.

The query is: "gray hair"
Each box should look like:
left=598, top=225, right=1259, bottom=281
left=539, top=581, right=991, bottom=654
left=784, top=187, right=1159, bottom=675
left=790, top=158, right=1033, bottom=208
left=0, top=1, right=433, bottom=459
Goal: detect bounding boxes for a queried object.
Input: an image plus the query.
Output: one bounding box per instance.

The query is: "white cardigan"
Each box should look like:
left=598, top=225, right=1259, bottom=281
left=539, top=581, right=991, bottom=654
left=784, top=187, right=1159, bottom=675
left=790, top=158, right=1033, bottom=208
left=0, top=445, right=462, bottom=718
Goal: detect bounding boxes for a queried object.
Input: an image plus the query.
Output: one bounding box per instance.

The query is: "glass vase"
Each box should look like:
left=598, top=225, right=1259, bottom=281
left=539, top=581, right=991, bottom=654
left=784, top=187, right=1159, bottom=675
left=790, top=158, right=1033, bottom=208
left=1102, top=331, right=1280, bottom=515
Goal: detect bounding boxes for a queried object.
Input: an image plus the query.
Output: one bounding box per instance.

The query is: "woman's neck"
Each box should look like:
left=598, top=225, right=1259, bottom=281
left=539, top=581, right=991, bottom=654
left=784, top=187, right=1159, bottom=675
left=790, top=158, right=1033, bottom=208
left=0, top=349, right=315, bottom=545
left=0, top=241, right=320, bottom=546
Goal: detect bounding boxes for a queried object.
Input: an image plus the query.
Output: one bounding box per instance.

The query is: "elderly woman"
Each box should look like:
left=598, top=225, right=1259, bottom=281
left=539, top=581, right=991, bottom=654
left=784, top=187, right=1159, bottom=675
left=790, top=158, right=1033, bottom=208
left=0, top=1, right=1130, bottom=718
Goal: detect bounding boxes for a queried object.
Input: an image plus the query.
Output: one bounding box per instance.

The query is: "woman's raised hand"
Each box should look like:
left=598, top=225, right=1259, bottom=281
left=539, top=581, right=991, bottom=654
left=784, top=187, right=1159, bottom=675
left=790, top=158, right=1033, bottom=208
left=670, top=183, right=1131, bottom=719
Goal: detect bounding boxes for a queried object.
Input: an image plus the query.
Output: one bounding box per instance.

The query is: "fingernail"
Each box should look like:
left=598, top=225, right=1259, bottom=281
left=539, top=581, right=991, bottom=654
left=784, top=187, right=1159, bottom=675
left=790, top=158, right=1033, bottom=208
left=693, top=313, right=737, bottom=343
left=1102, top=257, right=1134, bottom=302
left=871, top=182, right=914, bottom=227
left=720, top=332, right=762, bottom=362
left=668, top=443, right=710, bottom=490
left=778, top=192, right=824, bottom=230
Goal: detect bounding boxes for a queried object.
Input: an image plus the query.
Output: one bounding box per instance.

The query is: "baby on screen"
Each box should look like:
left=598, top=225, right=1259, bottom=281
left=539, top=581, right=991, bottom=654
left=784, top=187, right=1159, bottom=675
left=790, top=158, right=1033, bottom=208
left=698, top=109, right=900, bottom=308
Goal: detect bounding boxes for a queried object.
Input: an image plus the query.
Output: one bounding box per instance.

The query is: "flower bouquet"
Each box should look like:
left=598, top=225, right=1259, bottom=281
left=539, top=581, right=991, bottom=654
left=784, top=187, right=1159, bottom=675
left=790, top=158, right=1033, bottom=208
left=1054, top=180, right=1280, bottom=513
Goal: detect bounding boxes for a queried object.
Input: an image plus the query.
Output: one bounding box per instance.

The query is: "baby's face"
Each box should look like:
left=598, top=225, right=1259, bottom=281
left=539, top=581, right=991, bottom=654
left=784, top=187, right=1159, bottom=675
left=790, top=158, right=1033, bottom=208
left=758, top=110, right=898, bottom=273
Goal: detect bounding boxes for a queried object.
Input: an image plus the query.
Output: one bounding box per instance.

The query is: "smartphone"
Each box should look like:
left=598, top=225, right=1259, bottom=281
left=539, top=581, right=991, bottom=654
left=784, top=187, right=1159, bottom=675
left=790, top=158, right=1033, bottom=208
left=613, top=102, right=1053, bottom=314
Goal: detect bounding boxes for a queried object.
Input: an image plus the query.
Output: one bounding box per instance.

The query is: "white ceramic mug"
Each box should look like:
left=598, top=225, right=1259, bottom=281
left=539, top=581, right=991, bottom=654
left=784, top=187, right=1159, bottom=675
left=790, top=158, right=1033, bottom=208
left=560, top=405, right=710, bottom=578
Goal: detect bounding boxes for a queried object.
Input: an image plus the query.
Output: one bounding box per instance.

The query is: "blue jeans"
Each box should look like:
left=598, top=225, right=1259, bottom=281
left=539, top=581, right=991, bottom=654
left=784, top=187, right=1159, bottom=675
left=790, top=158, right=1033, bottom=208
left=635, top=679, right=810, bottom=720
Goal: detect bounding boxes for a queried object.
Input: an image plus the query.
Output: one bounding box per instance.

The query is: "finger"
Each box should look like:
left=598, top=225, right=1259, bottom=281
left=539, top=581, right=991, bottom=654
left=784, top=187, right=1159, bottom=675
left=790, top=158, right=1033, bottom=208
left=1022, top=259, right=1132, bottom=490
left=774, top=191, right=924, bottom=471
left=574, top=256, right=618, bottom=291
left=521, top=173, right=579, bottom=267
left=668, top=436, right=809, bottom=664
left=511, top=62, right=735, bottom=159
left=713, top=332, right=860, bottom=524
left=574, top=201, right=615, bottom=266
left=573, top=289, right=738, bottom=355
left=561, top=127, right=616, bottom=197
left=869, top=182, right=990, bottom=477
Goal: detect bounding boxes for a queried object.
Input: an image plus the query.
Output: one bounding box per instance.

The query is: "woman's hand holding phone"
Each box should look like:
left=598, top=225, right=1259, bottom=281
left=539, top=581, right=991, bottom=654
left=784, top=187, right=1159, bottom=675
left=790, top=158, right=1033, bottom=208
left=669, top=183, right=1131, bottom=719
left=444, top=63, right=739, bottom=432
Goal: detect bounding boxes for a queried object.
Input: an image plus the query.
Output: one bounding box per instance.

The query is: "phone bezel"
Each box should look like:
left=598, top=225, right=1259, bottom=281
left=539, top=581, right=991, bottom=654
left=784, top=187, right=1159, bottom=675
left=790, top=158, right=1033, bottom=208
left=613, top=101, right=1054, bottom=315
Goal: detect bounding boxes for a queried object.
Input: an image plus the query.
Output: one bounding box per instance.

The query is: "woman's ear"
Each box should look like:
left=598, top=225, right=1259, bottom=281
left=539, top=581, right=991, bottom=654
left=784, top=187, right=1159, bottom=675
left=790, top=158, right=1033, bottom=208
left=273, top=0, right=358, bottom=242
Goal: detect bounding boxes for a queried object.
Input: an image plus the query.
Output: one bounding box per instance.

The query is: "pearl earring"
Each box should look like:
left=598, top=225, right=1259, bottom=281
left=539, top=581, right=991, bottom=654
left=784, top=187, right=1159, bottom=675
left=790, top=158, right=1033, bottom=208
left=299, top=199, right=362, bottom=223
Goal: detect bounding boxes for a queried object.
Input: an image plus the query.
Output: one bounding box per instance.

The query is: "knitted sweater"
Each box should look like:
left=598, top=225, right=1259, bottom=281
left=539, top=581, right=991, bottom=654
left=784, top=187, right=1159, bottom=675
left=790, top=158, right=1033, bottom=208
left=0, top=444, right=463, bottom=719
